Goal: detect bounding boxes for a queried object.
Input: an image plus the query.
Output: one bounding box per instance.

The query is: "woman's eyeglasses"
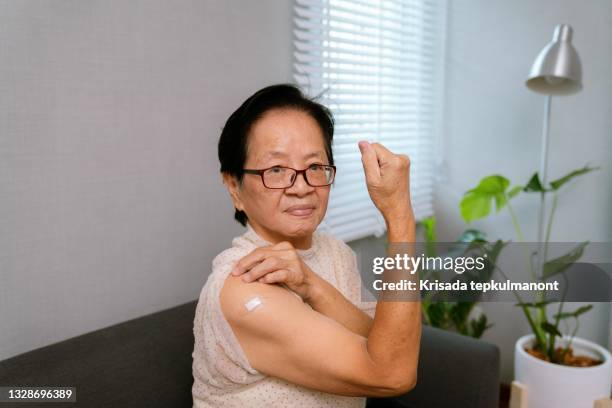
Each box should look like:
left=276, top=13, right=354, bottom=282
left=243, top=164, right=336, bottom=189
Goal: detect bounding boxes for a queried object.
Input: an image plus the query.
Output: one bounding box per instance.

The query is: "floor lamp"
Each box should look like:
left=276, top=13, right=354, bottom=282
left=525, top=24, right=582, bottom=270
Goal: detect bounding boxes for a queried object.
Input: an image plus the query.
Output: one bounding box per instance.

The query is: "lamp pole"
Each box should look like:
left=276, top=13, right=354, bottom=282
left=536, top=95, right=551, bottom=277
left=526, top=24, right=582, bottom=274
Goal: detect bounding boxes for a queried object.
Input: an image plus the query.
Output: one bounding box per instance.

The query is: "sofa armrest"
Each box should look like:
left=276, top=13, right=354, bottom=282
left=367, top=324, right=500, bottom=408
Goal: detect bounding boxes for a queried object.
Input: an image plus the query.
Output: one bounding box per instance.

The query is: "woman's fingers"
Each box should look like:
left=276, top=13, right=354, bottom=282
left=232, top=245, right=303, bottom=288
left=358, top=141, right=381, bottom=185
left=232, top=241, right=299, bottom=276
left=231, top=247, right=273, bottom=276
left=241, top=256, right=286, bottom=283
left=369, top=142, right=395, bottom=164
left=257, top=270, right=288, bottom=284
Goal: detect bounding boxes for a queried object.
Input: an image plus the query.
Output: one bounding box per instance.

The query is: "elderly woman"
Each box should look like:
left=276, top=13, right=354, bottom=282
left=192, top=84, right=420, bottom=407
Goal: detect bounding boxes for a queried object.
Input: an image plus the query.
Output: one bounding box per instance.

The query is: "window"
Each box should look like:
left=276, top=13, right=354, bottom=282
left=292, top=0, right=447, bottom=241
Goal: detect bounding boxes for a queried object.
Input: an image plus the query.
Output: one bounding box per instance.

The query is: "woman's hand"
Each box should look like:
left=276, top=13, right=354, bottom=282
left=358, top=141, right=414, bottom=224
left=230, top=241, right=315, bottom=301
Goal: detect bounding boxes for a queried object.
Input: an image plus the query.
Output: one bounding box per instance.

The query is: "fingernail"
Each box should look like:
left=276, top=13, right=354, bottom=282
left=242, top=274, right=251, bottom=282
left=358, top=141, right=368, bottom=151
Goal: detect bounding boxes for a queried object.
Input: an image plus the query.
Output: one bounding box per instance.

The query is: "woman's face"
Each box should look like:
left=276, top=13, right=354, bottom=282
left=225, top=108, right=331, bottom=247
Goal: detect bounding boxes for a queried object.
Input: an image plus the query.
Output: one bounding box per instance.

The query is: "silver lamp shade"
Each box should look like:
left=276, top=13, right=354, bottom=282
left=526, top=24, right=582, bottom=95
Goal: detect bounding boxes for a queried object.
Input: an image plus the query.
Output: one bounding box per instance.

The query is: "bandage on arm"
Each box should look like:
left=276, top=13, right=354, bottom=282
left=244, top=296, right=263, bottom=312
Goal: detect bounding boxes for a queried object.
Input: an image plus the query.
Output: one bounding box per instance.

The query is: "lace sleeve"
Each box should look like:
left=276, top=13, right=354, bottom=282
left=193, top=250, right=265, bottom=391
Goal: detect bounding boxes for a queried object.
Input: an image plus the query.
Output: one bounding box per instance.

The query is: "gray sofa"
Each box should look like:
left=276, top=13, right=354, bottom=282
left=0, top=300, right=500, bottom=408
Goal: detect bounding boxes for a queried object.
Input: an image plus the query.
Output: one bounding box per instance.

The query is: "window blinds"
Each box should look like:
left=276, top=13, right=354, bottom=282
left=292, top=0, right=446, bottom=242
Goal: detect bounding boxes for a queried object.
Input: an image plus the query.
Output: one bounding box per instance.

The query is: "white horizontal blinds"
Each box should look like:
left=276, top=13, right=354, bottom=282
left=293, top=0, right=443, bottom=242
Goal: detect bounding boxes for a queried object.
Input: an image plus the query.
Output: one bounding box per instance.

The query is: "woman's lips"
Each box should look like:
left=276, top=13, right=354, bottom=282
left=285, top=205, right=315, bottom=217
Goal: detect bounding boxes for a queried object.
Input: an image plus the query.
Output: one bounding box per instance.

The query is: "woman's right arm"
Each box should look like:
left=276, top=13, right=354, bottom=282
left=357, top=140, right=421, bottom=393
left=219, top=141, right=421, bottom=397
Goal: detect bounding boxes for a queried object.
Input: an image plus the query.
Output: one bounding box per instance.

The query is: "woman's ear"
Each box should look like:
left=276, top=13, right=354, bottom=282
left=222, top=173, right=245, bottom=212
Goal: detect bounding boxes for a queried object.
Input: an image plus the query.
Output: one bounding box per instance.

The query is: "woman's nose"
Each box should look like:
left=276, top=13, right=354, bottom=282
left=286, top=171, right=314, bottom=195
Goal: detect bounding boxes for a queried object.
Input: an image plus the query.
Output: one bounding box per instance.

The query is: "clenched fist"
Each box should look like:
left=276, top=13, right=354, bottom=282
left=358, top=141, right=414, bottom=224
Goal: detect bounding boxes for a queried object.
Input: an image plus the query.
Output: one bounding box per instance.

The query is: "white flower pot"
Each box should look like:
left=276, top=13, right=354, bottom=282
left=514, top=334, right=612, bottom=408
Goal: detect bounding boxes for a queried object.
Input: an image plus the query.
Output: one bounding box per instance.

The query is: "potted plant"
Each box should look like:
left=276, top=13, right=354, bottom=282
left=460, top=166, right=612, bottom=407
left=419, top=216, right=495, bottom=339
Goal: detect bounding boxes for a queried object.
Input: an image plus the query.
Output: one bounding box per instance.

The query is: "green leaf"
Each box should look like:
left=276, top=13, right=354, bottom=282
left=494, top=193, right=507, bottom=212
left=460, top=192, right=491, bottom=222
left=541, top=321, right=562, bottom=337
left=550, top=165, right=600, bottom=190
left=458, top=229, right=487, bottom=243
left=524, top=173, right=546, bottom=192
left=473, top=175, right=510, bottom=194
left=554, top=304, right=593, bottom=320
left=450, top=302, right=473, bottom=327
left=515, top=300, right=555, bottom=308
left=469, top=315, right=492, bottom=339
left=460, top=175, right=511, bottom=222
left=508, top=185, right=523, bottom=199
left=489, top=240, right=507, bottom=262
left=426, top=302, right=452, bottom=328
left=422, top=216, right=437, bottom=244
left=542, top=241, right=589, bottom=279
left=572, top=304, right=594, bottom=317
left=461, top=239, right=506, bottom=285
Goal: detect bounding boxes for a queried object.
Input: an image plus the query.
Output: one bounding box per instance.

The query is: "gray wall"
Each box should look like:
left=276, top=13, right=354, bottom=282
left=435, top=0, right=612, bottom=382
left=0, top=0, right=292, bottom=360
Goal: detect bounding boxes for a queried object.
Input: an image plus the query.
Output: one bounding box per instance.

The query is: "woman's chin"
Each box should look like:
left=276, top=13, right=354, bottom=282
left=279, top=214, right=320, bottom=237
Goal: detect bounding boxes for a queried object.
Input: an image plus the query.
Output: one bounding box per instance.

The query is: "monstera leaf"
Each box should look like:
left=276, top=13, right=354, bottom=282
left=541, top=241, right=589, bottom=280
left=523, top=165, right=599, bottom=193
left=549, top=165, right=599, bottom=190
left=460, top=175, right=522, bottom=222
left=554, top=305, right=593, bottom=320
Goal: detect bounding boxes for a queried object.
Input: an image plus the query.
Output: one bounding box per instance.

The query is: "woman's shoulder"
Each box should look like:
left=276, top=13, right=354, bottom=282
left=198, top=232, right=260, bottom=311
left=197, top=232, right=261, bottom=301
left=211, top=246, right=249, bottom=272
left=211, top=231, right=260, bottom=271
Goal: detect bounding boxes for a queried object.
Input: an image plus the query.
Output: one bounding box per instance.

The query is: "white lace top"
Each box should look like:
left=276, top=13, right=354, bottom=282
left=191, top=224, right=377, bottom=407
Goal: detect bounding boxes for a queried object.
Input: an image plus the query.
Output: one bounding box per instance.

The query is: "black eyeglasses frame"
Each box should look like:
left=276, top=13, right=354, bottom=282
left=242, top=164, right=336, bottom=189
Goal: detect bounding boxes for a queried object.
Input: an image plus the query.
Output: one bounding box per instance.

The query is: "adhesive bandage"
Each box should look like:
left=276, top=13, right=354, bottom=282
left=244, top=296, right=263, bottom=312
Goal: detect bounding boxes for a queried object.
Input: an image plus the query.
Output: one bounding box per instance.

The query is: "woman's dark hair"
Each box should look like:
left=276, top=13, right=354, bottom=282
left=218, top=83, right=335, bottom=226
